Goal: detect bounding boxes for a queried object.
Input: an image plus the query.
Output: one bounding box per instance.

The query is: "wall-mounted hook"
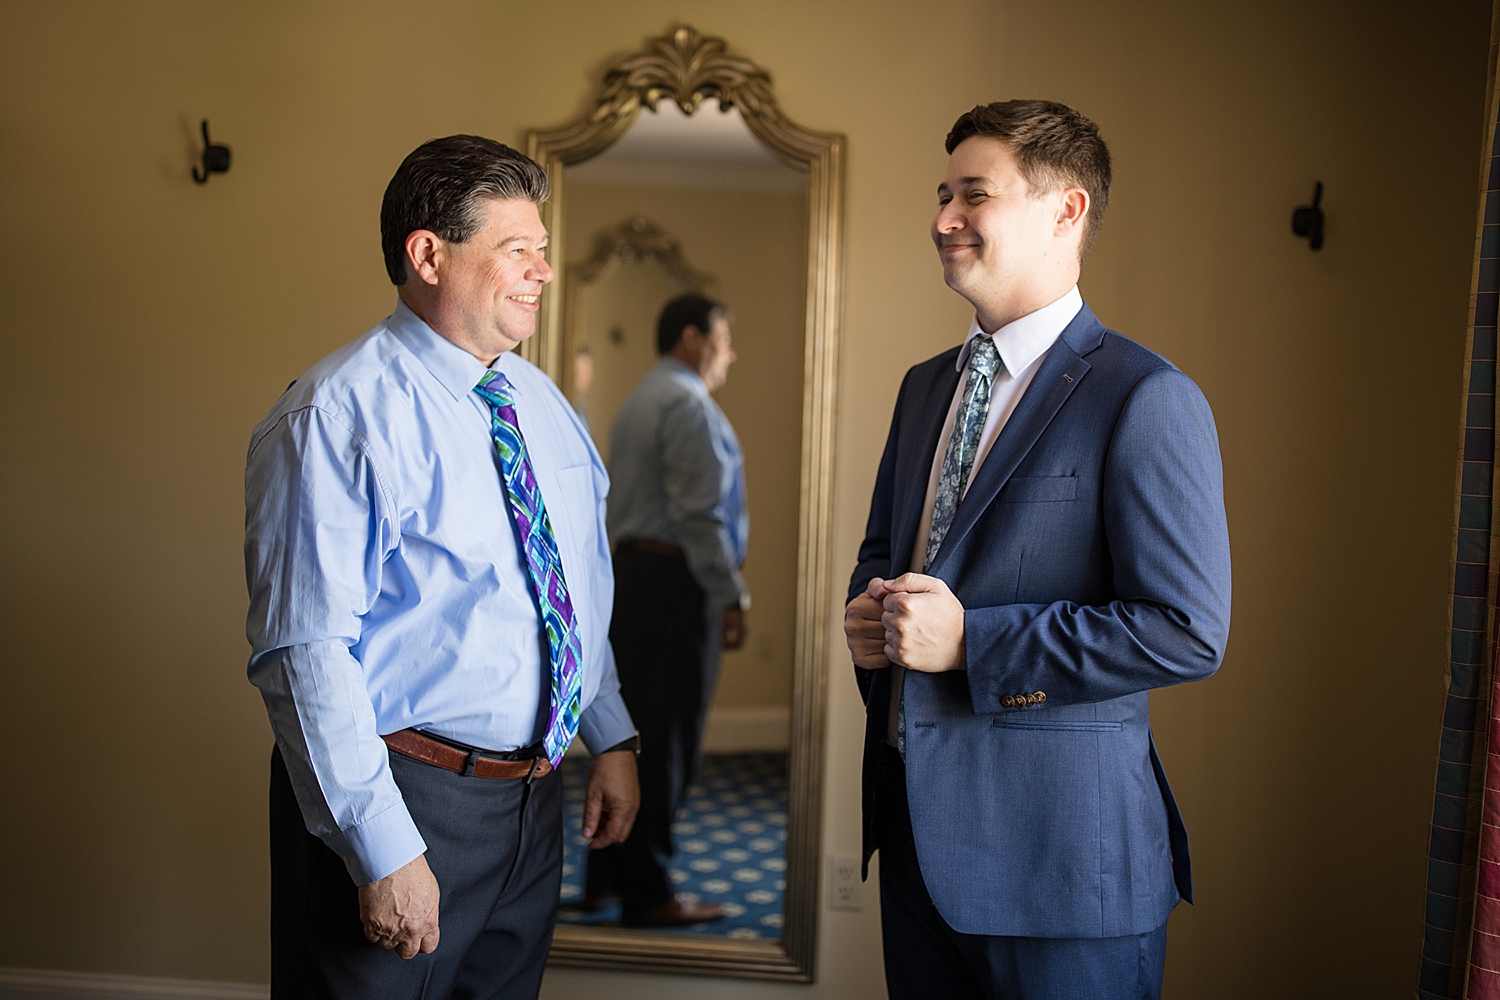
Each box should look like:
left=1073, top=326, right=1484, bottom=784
left=192, top=119, right=231, bottom=185
left=1291, top=182, right=1324, bottom=250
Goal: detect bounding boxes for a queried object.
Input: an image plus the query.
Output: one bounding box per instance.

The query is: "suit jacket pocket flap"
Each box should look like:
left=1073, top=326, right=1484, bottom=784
left=998, top=475, right=1078, bottom=503
left=992, top=718, right=1122, bottom=732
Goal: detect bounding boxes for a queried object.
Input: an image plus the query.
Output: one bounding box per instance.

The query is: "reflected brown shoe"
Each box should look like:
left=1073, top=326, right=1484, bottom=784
left=574, top=894, right=618, bottom=913
left=624, top=895, right=727, bottom=927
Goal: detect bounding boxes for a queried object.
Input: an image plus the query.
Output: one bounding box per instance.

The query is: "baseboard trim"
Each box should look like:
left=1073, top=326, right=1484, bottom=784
left=0, top=968, right=267, bottom=1000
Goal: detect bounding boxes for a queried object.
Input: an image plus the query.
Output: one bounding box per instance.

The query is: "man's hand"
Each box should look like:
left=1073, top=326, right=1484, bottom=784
left=881, top=573, right=966, bottom=672
left=582, top=749, right=640, bottom=849
left=845, top=577, right=892, bottom=669
left=357, top=854, right=441, bottom=960
left=722, top=607, right=747, bottom=650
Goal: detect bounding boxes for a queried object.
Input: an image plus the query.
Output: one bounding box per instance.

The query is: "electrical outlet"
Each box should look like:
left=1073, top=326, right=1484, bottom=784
left=828, top=855, right=862, bottom=912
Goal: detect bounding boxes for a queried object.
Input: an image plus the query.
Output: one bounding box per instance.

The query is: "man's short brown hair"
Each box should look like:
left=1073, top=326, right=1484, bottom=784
left=946, top=100, right=1111, bottom=260
left=379, top=135, right=549, bottom=285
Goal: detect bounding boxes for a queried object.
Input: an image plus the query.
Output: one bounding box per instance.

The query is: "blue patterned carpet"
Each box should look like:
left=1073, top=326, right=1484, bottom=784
left=557, top=751, right=788, bottom=939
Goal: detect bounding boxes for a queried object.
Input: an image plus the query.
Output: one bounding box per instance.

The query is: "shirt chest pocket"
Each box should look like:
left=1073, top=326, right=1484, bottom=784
left=550, top=465, right=600, bottom=556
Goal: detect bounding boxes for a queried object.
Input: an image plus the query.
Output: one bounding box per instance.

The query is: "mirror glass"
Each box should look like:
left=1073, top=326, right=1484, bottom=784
left=553, top=97, right=807, bottom=943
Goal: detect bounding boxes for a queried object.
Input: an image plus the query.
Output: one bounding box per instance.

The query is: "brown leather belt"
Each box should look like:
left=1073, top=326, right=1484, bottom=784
left=381, top=729, right=553, bottom=780
left=617, top=538, right=685, bottom=558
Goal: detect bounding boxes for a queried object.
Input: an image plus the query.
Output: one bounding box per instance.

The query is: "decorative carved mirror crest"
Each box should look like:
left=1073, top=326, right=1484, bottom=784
left=573, top=216, right=714, bottom=290
left=526, top=25, right=844, bottom=983
left=564, top=217, right=713, bottom=375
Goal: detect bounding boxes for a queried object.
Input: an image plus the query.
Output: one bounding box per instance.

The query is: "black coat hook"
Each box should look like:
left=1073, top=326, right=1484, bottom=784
left=192, top=119, right=231, bottom=185
left=1291, top=182, right=1324, bottom=250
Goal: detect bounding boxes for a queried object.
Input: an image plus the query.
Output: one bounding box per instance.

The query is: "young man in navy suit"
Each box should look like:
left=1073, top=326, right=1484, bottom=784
left=845, top=101, right=1231, bottom=999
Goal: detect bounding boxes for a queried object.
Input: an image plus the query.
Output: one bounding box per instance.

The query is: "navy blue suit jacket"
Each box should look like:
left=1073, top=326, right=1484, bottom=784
left=850, top=305, right=1231, bottom=939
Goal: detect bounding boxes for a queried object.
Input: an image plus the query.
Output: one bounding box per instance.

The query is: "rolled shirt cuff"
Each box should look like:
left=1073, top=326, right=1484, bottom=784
left=324, top=799, right=429, bottom=886
left=578, top=688, right=636, bottom=754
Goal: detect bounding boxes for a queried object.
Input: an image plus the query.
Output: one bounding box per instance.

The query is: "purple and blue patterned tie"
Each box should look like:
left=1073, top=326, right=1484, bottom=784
left=473, top=370, right=583, bottom=766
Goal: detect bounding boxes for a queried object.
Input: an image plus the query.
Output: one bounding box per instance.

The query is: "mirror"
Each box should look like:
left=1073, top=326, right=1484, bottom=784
left=525, top=26, right=843, bottom=981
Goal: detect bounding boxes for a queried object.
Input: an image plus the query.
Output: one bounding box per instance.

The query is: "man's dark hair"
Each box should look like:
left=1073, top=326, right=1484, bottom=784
left=380, top=135, right=549, bottom=285
left=946, top=100, right=1111, bottom=260
left=657, top=293, right=730, bottom=355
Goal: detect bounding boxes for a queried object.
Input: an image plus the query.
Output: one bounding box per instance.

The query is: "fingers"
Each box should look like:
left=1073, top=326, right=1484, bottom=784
left=581, top=783, right=603, bottom=840
left=722, top=608, right=747, bottom=649
left=865, top=577, right=890, bottom=600
left=587, top=794, right=638, bottom=849
left=359, top=871, right=440, bottom=961
left=881, top=572, right=949, bottom=596
left=584, top=752, right=640, bottom=849
left=605, top=795, right=638, bottom=843
left=847, top=591, right=893, bottom=668
left=590, top=793, right=639, bottom=849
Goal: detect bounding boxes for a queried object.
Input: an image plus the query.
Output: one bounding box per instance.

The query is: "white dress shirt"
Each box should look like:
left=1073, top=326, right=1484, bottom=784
left=887, top=285, right=1084, bottom=745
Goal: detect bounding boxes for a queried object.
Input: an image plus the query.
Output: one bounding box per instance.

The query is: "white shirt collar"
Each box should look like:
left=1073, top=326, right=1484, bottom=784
left=956, top=285, right=1084, bottom=377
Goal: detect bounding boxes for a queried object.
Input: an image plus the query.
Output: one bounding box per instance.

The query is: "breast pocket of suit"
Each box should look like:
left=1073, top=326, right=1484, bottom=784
left=998, top=475, right=1078, bottom=503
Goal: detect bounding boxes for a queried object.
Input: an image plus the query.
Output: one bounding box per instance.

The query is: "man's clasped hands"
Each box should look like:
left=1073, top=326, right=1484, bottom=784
left=843, top=573, right=968, bottom=674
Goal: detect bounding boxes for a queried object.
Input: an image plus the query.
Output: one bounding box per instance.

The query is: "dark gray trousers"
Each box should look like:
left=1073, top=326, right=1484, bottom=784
left=583, top=546, right=713, bottom=920
left=270, top=745, right=562, bottom=1000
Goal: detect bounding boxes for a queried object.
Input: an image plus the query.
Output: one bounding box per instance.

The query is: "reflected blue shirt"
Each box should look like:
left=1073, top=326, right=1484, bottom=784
left=606, top=357, right=749, bottom=608
left=244, top=300, right=634, bottom=885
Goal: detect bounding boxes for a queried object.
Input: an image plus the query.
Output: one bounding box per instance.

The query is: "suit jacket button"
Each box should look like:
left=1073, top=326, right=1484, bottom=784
left=1001, top=695, right=1015, bottom=708
left=1033, top=691, right=1046, bottom=703
left=1023, top=694, right=1037, bottom=706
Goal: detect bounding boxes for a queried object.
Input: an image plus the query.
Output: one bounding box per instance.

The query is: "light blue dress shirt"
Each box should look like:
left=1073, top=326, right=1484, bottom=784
left=244, top=300, right=634, bottom=885
left=606, top=357, right=749, bottom=610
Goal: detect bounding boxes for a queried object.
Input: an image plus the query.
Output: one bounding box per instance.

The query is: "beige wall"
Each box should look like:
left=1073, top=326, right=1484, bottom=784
left=566, top=181, right=806, bottom=712
left=0, top=1, right=1490, bottom=998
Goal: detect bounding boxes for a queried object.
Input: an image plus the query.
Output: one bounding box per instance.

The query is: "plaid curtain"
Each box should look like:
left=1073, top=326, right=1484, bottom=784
left=1418, top=12, right=1500, bottom=998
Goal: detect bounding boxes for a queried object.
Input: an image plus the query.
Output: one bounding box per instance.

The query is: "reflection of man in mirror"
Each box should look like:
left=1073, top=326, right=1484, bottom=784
left=570, top=343, right=594, bottom=431
left=245, top=135, right=640, bottom=999
left=586, top=293, right=750, bottom=926
left=846, top=102, right=1231, bottom=998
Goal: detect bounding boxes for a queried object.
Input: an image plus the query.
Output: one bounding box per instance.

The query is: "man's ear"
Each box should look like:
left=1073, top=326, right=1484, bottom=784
left=405, top=230, right=444, bottom=286
left=1055, top=188, right=1090, bottom=237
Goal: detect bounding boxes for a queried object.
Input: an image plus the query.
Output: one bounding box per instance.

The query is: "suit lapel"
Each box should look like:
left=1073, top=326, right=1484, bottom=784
left=928, top=306, right=1107, bottom=579
left=890, top=351, right=961, bottom=575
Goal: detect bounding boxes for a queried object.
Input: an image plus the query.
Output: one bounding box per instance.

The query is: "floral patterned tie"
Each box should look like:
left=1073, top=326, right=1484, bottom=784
left=900, top=336, right=1002, bottom=755
left=925, top=336, right=1002, bottom=571
left=474, top=370, right=582, bottom=766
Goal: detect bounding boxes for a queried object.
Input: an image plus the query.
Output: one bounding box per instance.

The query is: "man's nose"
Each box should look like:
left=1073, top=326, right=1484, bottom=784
left=531, top=252, right=555, bottom=284
left=934, top=205, right=966, bottom=234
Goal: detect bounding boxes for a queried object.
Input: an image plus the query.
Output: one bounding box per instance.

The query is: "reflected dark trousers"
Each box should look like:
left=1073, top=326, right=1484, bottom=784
left=270, top=745, right=562, bottom=1000
left=876, top=744, right=1168, bottom=1000
left=585, top=545, right=712, bottom=919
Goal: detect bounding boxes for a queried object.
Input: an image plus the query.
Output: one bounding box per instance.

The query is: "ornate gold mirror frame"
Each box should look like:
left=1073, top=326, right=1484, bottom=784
left=525, top=25, right=844, bottom=982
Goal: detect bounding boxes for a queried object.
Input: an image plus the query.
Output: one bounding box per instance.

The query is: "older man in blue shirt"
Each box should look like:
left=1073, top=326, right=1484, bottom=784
left=582, top=294, right=749, bottom=927
left=245, top=135, right=639, bottom=1000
